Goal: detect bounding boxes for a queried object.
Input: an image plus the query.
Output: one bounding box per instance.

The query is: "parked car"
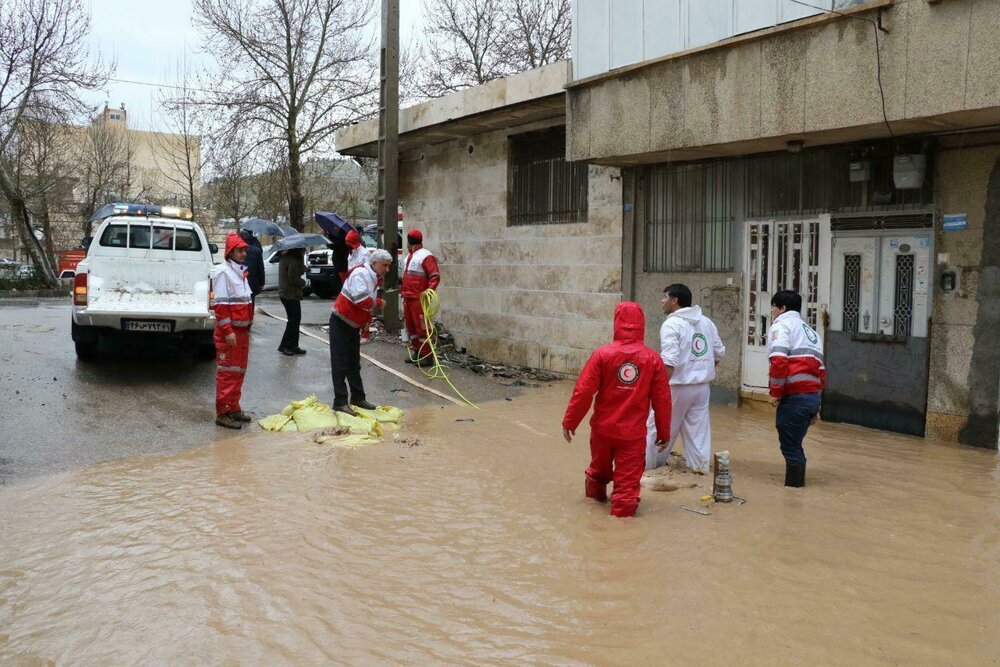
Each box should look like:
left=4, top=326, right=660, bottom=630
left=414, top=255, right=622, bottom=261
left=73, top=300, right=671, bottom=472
left=70, top=203, right=218, bottom=360
left=261, top=244, right=312, bottom=296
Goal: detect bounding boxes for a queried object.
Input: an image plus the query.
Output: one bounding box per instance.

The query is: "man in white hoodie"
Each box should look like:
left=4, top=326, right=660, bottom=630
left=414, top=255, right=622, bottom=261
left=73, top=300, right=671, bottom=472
left=646, top=284, right=725, bottom=473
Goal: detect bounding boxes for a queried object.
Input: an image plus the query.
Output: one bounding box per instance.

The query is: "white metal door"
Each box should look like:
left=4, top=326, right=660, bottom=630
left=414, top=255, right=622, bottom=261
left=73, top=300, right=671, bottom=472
left=829, top=232, right=931, bottom=338
left=830, top=237, right=878, bottom=334
left=877, top=235, right=931, bottom=338
left=742, top=216, right=831, bottom=391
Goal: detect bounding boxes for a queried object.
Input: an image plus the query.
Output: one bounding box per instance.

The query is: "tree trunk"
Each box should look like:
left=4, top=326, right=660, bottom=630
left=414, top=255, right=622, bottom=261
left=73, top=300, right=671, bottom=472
left=39, top=196, right=57, bottom=265
left=0, top=169, right=59, bottom=286
left=11, top=196, right=58, bottom=286
left=287, top=143, right=304, bottom=232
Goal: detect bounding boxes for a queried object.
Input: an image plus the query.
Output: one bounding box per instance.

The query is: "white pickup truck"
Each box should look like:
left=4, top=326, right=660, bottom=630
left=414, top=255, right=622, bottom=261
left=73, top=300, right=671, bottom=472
left=71, top=203, right=219, bottom=360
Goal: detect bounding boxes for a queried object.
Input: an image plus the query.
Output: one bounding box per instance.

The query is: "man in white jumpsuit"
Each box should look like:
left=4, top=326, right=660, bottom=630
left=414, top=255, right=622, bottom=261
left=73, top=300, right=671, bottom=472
left=646, top=284, right=725, bottom=473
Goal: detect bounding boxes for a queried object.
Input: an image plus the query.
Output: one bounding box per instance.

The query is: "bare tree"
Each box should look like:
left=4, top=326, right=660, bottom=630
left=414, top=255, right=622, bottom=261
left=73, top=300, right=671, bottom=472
left=77, top=116, right=130, bottom=238
left=504, top=0, right=571, bottom=71
left=194, top=0, right=378, bottom=231
left=3, top=113, right=77, bottom=262
left=153, top=61, right=201, bottom=211
left=0, top=0, right=110, bottom=285
left=418, top=0, right=507, bottom=97
left=417, top=0, right=570, bottom=97
left=253, top=149, right=290, bottom=224
left=204, top=123, right=255, bottom=226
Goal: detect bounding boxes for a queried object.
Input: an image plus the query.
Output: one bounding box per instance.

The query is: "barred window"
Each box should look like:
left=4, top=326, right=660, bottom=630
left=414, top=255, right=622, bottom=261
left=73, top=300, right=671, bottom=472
left=508, top=128, right=588, bottom=226
left=644, top=161, right=735, bottom=272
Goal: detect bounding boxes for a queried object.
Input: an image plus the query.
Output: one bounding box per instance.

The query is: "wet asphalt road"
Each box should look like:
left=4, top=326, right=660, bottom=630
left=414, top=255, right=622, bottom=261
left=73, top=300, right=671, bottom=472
left=0, top=294, right=523, bottom=484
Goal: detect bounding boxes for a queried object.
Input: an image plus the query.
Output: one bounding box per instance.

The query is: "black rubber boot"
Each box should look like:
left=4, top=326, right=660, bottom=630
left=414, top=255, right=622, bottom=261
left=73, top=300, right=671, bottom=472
left=353, top=400, right=377, bottom=411
left=784, top=463, right=806, bottom=488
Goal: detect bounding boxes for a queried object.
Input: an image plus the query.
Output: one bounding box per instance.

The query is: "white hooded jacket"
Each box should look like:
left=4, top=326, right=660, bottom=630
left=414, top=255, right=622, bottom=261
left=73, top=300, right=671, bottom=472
left=659, top=305, right=726, bottom=385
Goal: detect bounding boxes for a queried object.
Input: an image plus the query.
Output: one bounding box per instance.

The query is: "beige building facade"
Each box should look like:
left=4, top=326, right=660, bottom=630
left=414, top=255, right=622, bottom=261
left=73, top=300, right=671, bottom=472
left=339, top=0, right=1000, bottom=449
left=337, top=63, right=622, bottom=375
left=568, top=0, right=1000, bottom=448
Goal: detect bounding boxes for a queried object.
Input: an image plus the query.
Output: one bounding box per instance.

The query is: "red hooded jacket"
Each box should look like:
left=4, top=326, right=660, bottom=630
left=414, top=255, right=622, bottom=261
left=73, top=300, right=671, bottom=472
left=563, top=302, right=672, bottom=442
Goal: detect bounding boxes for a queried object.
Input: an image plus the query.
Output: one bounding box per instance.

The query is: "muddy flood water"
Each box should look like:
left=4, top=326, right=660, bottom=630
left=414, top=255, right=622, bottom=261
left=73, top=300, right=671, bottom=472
left=1, top=384, right=998, bottom=665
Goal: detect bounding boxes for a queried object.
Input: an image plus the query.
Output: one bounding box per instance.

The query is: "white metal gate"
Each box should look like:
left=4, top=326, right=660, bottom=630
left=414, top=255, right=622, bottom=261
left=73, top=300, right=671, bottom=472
left=742, top=216, right=831, bottom=392
left=829, top=232, right=931, bottom=338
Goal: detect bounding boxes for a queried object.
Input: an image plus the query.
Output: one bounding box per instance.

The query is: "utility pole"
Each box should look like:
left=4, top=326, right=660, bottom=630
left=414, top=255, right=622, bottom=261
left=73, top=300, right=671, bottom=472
left=377, top=0, right=401, bottom=333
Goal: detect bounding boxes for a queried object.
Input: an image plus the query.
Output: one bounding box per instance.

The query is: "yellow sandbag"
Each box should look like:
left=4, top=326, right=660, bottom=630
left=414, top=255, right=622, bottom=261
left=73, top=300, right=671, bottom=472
left=291, top=395, right=320, bottom=410
left=335, top=412, right=384, bottom=437
left=292, top=405, right=341, bottom=432
left=260, top=413, right=294, bottom=432
left=352, top=405, right=404, bottom=424
left=338, top=434, right=381, bottom=447
left=279, top=419, right=299, bottom=432
left=280, top=404, right=295, bottom=417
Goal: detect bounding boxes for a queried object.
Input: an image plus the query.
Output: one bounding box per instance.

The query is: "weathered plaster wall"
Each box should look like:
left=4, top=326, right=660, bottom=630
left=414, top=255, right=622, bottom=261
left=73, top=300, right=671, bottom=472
left=568, top=0, right=1000, bottom=163
left=926, top=140, right=1000, bottom=448
left=398, top=127, right=622, bottom=375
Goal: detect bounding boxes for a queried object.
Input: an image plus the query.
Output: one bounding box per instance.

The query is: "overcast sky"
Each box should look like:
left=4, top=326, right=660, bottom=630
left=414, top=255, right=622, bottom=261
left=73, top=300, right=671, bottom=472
left=82, top=0, right=424, bottom=133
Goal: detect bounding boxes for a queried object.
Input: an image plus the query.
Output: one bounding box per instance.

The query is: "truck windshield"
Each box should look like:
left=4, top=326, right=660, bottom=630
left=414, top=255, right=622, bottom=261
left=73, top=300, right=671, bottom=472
left=99, top=224, right=202, bottom=251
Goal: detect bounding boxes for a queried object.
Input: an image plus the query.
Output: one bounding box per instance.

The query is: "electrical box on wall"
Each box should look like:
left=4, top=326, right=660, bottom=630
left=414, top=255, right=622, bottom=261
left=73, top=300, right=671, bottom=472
left=940, top=267, right=961, bottom=293
left=849, top=161, right=870, bottom=182
left=894, top=155, right=926, bottom=189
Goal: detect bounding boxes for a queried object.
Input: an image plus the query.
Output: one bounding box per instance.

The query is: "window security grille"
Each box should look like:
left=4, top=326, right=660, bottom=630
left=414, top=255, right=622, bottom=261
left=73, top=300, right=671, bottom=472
left=644, top=161, right=735, bottom=272
left=843, top=254, right=862, bottom=334
left=508, top=129, right=588, bottom=226
left=894, top=254, right=914, bottom=337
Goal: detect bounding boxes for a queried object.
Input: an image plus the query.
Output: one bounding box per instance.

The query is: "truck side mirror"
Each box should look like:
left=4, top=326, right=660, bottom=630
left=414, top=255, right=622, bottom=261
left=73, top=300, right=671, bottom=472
left=209, top=243, right=219, bottom=254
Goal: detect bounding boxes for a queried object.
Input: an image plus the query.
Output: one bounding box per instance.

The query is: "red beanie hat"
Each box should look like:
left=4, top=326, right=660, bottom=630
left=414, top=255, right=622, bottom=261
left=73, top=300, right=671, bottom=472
left=345, top=229, right=361, bottom=250
left=407, top=229, right=423, bottom=244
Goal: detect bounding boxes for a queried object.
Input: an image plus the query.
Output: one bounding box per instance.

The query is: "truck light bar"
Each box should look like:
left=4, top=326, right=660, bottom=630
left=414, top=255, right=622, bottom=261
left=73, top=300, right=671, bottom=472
left=89, top=203, right=195, bottom=222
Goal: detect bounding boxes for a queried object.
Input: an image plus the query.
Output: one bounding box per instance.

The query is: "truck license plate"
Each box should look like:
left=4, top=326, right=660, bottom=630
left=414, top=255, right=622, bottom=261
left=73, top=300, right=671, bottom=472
left=123, top=320, right=173, bottom=333
left=309, top=268, right=321, bottom=274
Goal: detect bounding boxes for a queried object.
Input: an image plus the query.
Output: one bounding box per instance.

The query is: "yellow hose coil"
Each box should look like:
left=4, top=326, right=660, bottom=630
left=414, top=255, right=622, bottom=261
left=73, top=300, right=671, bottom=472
left=407, top=289, right=479, bottom=408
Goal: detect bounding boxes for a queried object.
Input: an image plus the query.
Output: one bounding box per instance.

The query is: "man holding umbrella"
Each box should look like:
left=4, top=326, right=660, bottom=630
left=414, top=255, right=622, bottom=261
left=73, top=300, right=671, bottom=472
left=237, top=223, right=266, bottom=303
left=314, top=212, right=354, bottom=297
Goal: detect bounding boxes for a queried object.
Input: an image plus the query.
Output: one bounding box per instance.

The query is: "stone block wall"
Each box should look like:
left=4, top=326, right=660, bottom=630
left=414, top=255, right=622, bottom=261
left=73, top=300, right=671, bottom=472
left=926, top=139, right=1000, bottom=448
left=398, top=126, right=623, bottom=375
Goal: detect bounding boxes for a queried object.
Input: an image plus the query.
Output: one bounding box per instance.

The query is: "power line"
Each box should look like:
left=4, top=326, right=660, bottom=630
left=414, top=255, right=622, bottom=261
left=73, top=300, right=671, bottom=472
left=107, top=77, right=221, bottom=95
left=788, top=0, right=893, bottom=137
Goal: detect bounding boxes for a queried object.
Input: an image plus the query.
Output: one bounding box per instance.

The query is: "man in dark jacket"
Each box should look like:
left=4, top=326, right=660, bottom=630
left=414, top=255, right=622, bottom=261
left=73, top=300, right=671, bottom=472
left=562, top=302, right=672, bottom=517
left=238, top=228, right=265, bottom=301
left=278, top=248, right=307, bottom=356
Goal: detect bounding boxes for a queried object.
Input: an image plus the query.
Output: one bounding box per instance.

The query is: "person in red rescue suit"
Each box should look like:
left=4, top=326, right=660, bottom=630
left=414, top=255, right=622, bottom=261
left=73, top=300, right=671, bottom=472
left=212, top=233, right=255, bottom=429
left=767, top=289, right=826, bottom=488
left=345, top=229, right=374, bottom=344
left=329, top=249, right=394, bottom=416
left=401, top=229, right=440, bottom=364
left=562, top=302, right=673, bottom=517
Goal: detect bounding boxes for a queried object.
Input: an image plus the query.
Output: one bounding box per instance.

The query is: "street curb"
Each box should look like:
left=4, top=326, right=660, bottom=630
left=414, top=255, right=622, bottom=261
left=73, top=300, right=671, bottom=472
left=0, top=289, right=70, bottom=300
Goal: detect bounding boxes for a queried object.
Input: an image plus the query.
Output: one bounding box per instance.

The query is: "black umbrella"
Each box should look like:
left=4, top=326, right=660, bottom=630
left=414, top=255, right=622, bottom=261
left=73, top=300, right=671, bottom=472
left=241, top=218, right=285, bottom=237
left=272, top=232, right=330, bottom=252
left=314, top=212, right=353, bottom=236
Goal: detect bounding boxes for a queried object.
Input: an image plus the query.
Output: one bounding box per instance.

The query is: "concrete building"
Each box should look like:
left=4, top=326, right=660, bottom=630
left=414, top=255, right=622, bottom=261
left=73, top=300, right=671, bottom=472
left=568, top=0, right=1000, bottom=448
left=339, top=0, right=1000, bottom=449
left=337, top=62, right=622, bottom=375
left=32, top=104, right=203, bottom=256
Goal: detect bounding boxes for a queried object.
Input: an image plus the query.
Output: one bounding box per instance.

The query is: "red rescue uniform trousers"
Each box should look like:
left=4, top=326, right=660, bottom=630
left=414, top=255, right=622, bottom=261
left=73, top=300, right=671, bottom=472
left=214, top=327, right=250, bottom=416
left=403, top=296, right=430, bottom=357
left=586, top=433, right=646, bottom=517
